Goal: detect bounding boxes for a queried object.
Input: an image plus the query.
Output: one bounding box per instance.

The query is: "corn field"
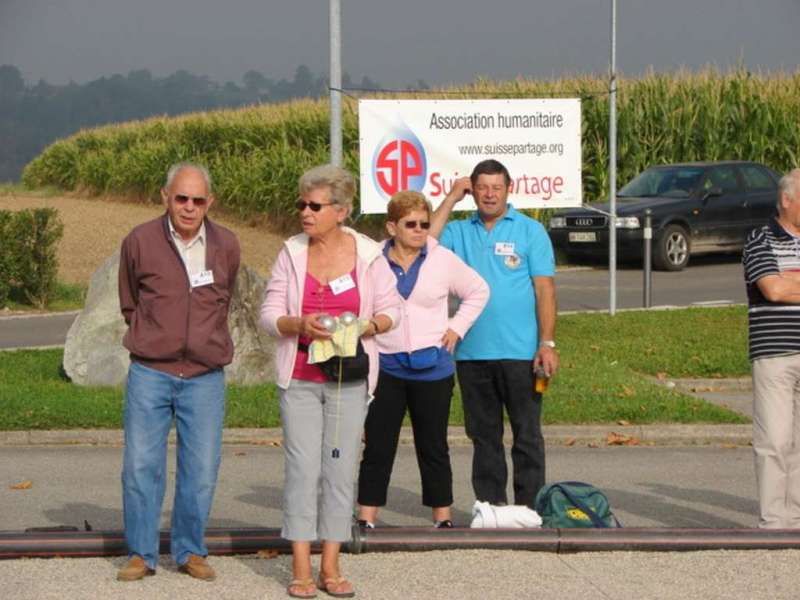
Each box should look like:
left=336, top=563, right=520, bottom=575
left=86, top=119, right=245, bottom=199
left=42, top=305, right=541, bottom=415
left=22, top=69, right=800, bottom=226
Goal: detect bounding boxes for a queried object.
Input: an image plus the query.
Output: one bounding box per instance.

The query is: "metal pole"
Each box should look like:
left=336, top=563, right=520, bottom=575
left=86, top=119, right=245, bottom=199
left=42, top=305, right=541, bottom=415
left=608, top=0, right=617, bottom=315
left=643, top=209, right=652, bottom=308
left=329, top=0, right=343, bottom=166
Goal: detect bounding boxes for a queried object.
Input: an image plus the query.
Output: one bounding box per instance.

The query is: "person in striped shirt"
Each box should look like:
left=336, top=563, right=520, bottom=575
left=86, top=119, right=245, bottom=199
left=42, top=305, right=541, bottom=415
left=743, top=167, right=800, bottom=528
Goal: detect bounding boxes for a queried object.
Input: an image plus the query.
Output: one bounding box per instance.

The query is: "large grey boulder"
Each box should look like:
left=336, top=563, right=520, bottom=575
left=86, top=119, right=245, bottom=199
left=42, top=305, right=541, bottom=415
left=62, top=252, right=275, bottom=386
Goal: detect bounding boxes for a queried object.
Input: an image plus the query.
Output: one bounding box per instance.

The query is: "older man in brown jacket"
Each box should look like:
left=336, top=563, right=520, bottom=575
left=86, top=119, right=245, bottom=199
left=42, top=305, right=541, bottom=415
left=116, top=162, right=240, bottom=582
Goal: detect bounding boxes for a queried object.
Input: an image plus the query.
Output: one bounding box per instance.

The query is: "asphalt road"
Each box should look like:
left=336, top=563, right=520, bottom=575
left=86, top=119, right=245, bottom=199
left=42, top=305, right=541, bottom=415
left=4, top=443, right=785, bottom=600
left=0, top=258, right=745, bottom=349
left=0, top=445, right=757, bottom=532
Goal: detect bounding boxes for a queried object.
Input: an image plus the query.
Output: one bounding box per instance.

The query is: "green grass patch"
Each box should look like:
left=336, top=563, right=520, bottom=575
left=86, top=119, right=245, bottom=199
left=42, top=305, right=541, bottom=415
left=5, top=281, right=87, bottom=312
left=0, top=306, right=749, bottom=430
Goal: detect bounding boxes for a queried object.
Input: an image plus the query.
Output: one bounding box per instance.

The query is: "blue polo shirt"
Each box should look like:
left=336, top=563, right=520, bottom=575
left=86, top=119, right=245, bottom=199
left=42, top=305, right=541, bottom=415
left=440, top=204, right=554, bottom=360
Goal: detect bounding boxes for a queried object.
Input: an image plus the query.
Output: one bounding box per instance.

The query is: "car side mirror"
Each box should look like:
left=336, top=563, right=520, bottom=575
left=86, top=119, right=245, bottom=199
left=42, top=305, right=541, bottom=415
left=702, top=186, right=723, bottom=202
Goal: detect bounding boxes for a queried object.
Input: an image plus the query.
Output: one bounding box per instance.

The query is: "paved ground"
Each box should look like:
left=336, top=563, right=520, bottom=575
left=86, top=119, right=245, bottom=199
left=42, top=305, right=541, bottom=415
left=2, top=443, right=797, bottom=600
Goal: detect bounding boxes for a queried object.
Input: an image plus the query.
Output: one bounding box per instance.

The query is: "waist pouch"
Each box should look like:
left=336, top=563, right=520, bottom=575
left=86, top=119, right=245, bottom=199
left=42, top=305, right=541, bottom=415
left=299, top=340, right=370, bottom=382
left=397, top=346, right=441, bottom=371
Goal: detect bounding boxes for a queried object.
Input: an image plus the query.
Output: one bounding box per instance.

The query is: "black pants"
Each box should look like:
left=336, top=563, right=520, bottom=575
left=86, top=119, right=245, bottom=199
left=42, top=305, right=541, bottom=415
left=357, top=371, right=455, bottom=508
left=457, top=360, right=544, bottom=508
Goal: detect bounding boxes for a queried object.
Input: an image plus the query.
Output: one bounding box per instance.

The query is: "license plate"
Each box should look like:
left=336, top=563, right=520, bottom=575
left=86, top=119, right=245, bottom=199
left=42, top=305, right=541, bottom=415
left=569, top=232, right=597, bottom=243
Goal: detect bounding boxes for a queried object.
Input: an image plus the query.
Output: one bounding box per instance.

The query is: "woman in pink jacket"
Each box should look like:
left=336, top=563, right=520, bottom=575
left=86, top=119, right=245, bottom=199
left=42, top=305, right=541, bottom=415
left=260, top=165, right=401, bottom=599
left=356, top=190, right=489, bottom=529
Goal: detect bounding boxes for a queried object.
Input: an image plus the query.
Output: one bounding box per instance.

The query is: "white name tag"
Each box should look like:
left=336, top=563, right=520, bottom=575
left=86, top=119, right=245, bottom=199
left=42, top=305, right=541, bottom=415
left=329, top=273, right=356, bottom=295
left=190, top=270, right=214, bottom=288
left=495, top=242, right=515, bottom=256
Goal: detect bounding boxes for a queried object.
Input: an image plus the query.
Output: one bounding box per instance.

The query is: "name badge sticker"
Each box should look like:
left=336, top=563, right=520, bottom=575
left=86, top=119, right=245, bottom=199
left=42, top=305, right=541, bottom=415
left=495, top=242, right=515, bottom=256
left=190, top=270, right=215, bottom=288
left=329, top=273, right=356, bottom=295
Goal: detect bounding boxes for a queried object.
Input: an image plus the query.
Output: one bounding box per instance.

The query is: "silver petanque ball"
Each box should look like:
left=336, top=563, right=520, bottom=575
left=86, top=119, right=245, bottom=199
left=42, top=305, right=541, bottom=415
left=339, top=311, right=358, bottom=327
left=319, top=315, right=338, bottom=333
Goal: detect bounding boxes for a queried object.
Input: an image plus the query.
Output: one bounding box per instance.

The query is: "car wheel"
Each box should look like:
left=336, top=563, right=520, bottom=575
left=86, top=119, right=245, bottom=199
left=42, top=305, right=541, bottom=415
left=654, top=225, right=690, bottom=271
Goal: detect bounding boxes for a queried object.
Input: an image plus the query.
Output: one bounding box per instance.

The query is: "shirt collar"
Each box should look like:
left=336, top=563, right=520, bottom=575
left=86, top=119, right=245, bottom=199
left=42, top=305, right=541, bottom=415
left=169, top=218, right=206, bottom=247
left=470, top=203, right=518, bottom=224
left=769, top=216, right=794, bottom=241
left=383, top=238, right=428, bottom=260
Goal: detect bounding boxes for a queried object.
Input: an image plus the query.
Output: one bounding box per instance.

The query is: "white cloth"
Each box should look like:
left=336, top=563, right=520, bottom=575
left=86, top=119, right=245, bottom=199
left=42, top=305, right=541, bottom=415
left=169, top=219, right=206, bottom=277
left=469, top=500, right=542, bottom=528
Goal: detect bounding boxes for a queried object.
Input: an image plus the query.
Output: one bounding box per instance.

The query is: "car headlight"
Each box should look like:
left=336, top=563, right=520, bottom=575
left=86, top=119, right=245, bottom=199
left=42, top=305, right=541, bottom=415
left=549, top=216, right=566, bottom=229
left=614, top=217, right=641, bottom=229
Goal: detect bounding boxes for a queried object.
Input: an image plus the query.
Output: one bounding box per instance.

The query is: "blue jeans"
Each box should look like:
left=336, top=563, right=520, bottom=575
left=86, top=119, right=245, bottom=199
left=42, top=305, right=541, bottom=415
left=121, top=362, right=225, bottom=569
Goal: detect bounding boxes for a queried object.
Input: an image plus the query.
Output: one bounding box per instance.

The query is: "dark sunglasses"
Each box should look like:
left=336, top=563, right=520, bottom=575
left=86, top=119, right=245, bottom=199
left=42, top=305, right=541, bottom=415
left=295, top=199, right=334, bottom=212
left=174, top=194, right=208, bottom=206
left=401, top=220, right=431, bottom=230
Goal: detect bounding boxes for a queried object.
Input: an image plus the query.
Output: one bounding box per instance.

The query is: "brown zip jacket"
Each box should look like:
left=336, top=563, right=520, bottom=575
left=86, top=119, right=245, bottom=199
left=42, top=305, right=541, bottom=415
left=118, top=213, right=241, bottom=378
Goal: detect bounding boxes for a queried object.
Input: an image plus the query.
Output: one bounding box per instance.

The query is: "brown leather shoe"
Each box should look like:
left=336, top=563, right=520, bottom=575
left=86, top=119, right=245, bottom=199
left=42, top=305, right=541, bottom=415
left=178, top=554, right=216, bottom=581
left=117, top=556, right=155, bottom=581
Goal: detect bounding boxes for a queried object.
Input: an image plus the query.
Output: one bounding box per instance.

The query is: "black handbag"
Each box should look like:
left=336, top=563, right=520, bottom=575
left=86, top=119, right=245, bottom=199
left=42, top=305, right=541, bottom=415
left=299, top=340, right=370, bottom=382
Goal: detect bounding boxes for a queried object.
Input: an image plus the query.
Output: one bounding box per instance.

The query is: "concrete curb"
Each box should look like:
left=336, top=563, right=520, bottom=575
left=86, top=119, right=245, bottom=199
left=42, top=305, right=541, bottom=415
left=0, top=424, right=753, bottom=448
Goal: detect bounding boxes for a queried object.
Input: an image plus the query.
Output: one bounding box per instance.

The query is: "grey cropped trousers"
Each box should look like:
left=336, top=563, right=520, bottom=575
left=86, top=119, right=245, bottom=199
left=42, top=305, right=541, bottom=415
left=280, top=379, right=368, bottom=542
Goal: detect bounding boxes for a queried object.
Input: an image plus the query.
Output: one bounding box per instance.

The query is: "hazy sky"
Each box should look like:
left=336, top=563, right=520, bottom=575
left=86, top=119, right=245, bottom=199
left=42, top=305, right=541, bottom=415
left=1, top=0, right=799, bottom=87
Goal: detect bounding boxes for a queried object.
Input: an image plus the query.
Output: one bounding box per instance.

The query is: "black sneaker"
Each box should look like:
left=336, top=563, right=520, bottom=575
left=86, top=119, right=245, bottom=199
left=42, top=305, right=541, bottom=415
left=356, top=519, right=375, bottom=530
left=434, top=519, right=454, bottom=529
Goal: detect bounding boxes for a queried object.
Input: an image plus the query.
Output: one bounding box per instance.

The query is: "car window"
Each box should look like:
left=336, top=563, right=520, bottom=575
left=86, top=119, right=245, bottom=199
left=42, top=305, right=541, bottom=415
left=741, top=165, right=776, bottom=192
left=703, top=166, right=740, bottom=194
left=619, top=167, right=703, bottom=198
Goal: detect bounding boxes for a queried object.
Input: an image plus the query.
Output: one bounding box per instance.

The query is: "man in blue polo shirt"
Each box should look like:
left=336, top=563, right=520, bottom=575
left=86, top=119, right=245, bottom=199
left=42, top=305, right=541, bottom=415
left=430, top=159, right=559, bottom=509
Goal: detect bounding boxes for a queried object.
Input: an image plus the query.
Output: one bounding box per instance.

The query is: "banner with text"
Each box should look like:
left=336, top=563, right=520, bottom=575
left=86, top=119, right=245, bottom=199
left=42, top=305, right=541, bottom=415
left=358, top=98, right=581, bottom=214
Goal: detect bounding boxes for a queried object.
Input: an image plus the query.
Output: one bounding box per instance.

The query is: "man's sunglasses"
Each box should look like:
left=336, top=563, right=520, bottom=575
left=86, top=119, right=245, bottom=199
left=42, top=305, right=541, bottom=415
left=400, top=220, right=431, bottom=230
left=295, top=200, right=334, bottom=212
left=174, top=194, right=208, bottom=206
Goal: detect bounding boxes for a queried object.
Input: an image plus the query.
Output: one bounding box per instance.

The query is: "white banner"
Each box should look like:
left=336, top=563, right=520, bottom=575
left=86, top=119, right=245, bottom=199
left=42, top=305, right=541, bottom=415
left=358, top=98, right=582, bottom=214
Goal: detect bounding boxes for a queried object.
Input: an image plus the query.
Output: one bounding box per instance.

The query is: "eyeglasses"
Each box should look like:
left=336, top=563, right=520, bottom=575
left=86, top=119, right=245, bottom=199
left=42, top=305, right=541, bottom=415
left=295, top=199, right=334, bottom=212
left=173, top=194, right=208, bottom=206
left=401, top=220, right=431, bottom=230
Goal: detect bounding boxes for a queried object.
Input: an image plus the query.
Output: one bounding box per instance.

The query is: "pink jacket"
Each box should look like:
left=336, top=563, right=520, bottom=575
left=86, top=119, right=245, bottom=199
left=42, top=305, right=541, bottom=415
left=377, top=237, right=489, bottom=354
left=259, top=227, right=401, bottom=395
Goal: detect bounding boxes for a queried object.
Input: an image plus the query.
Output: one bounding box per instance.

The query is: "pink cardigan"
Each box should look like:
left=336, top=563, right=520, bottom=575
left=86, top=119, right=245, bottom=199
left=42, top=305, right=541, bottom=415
left=377, top=237, right=489, bottom=355
left=259, top=227, right=401, bottom=395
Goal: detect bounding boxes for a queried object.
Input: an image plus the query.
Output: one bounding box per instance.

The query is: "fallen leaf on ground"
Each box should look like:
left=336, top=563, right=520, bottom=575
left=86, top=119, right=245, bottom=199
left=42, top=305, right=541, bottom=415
left=656, top=372, right=668, bottom=381
left=617, top=420, right=631, bottom=426
left=234, top=451, right=247, bottom=457
left=564, top=437, right=576, bottom=447
left=256, top=549, right=279, bottom=559
left=587, top=443, right=599, bottom=449
left=617, top=385, right=635, bottom=397
left=10, top=480, right=32, bottom=490
left=606, top=432, right=640, bottom=446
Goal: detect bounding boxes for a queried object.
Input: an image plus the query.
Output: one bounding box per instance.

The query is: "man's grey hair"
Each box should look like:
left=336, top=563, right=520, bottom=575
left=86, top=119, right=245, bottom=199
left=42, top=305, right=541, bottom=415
left=298, top=164, right=356, bottom=218
left=164, top=162, right=213, bottom=194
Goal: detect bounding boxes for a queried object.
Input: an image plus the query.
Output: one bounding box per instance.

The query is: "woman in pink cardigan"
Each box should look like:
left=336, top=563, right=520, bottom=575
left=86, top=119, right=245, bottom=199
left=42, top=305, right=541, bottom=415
left=356, top=190, right=489, bottom=529
left=260, top=165, right=401, bottom=599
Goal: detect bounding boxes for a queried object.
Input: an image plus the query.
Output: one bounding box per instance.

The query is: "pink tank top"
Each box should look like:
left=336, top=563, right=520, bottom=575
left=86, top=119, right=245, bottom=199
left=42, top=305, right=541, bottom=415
left=292, top=270, right=361, bottom=382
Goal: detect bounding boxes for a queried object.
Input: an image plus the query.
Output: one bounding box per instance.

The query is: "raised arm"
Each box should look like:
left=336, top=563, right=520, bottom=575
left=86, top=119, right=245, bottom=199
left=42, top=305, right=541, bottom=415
left=429, top=176, right=471, bottom=239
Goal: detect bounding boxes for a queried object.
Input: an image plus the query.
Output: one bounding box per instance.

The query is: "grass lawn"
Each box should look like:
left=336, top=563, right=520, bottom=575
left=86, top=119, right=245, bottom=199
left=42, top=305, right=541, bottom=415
left=0, top=306, right=750, bottom=430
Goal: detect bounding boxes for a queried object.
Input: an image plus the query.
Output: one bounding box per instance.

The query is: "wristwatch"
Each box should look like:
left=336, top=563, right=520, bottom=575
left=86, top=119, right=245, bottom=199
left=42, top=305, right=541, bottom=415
left=539, top=340, right=556, bottom=349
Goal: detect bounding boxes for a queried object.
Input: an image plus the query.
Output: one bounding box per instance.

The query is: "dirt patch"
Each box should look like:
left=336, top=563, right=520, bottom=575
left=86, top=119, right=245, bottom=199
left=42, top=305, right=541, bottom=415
left=0, top=193, right=286, bottom=284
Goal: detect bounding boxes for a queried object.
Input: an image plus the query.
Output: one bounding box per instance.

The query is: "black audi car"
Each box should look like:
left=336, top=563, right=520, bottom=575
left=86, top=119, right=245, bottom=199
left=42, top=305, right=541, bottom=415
left=548, top=161, right=781, bottom=270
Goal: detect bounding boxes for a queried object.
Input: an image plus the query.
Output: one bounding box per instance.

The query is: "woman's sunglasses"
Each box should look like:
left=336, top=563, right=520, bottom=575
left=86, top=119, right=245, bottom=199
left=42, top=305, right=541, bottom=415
left=400, top=220, right=431, bottom=230
left=295, top=199, right=333, bottom=212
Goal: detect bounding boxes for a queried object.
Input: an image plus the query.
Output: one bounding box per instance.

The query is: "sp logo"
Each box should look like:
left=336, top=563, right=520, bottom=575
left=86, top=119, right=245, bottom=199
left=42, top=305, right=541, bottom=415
left=372, top=126, right=427, bottom=198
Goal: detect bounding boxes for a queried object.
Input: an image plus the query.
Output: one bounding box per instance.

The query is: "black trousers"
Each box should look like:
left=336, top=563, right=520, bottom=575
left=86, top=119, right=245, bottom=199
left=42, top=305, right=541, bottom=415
left=457, top=360, right=544, bottom=508
left=357, top=371, right=455, bottom=508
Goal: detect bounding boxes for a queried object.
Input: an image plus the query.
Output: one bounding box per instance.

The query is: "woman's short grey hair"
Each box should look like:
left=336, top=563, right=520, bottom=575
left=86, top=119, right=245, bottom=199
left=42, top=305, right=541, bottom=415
left=298, top=164, right=356, bottom=218
left=165, top=162, right=213, bottom=194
